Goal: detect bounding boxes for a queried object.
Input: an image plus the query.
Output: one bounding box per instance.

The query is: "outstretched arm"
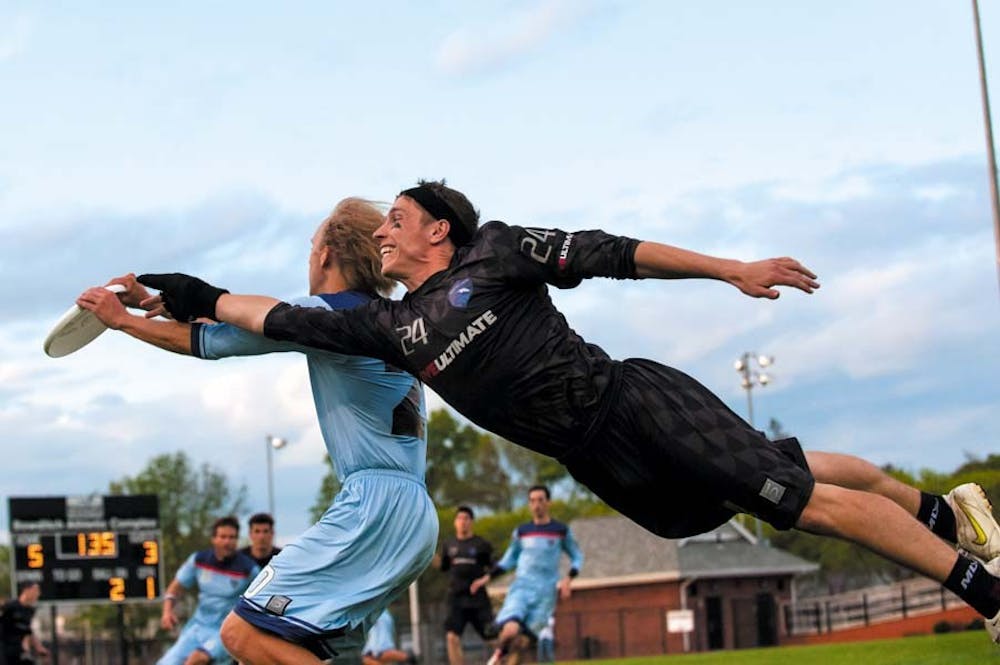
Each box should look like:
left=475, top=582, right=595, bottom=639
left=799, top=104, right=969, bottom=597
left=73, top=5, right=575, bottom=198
left=77, top=287, right=193, bottom=355
left=135, top=274, right=279, bottom=333
left=214, top=294, right=281, bottom=333
left=633, top=241, right=819, bottom=299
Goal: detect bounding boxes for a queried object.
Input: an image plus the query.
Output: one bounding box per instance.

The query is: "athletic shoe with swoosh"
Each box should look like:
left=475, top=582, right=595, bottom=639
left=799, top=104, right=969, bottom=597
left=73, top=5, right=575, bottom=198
left=946, top=483, right=1000, bottom=561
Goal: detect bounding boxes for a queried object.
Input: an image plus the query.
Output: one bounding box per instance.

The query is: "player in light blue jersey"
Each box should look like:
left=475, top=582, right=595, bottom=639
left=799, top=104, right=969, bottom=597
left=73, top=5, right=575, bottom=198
left=158, top=516, right=259, bottom=665
left=78, top=198, right=438, bottom=664
left=361, top=610, right=416, bottom=665
left=472, top=485, right=584, bottom=665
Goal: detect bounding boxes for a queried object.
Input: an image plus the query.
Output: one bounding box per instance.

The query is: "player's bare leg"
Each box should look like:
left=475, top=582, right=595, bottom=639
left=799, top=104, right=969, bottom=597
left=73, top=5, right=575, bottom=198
left=221, top=612, right=324, bottom=665
left=183, top=650, right=211, bottom=665
left=805, top=451, right=1000, bottom=560
left=446, top=630, right=463, bottom=665
left=805, top=451, right=919, bottom=514
left=504, top=635, right=531, bottom=665
left=487, top=621, right=522, bottom=665
left=798, top=484, right=956, bottom=580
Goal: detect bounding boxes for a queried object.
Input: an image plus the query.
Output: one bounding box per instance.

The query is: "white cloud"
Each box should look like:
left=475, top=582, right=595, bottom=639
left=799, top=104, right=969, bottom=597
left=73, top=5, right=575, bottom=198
left=435, top=0, right=592, bottom=76
left=0, top=14, right=32, bottom=62
left=771, top=174, right=873, bottom=204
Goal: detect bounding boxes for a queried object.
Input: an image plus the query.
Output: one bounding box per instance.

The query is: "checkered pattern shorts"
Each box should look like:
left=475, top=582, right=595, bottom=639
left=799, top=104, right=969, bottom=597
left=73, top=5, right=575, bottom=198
left=563, top=358, right=815, bottom=538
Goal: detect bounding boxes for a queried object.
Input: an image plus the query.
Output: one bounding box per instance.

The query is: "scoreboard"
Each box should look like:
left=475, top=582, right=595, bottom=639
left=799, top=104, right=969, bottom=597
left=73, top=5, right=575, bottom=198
left=9, top=495, right=163, bottom=603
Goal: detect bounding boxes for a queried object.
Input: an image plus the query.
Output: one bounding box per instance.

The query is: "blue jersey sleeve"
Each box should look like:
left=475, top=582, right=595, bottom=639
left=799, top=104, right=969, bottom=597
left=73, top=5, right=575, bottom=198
left=563, top=526, right=584, bottom=574
left=174, top=552, right=197, bottom=589
left=495, top=528, right=522, bottom=573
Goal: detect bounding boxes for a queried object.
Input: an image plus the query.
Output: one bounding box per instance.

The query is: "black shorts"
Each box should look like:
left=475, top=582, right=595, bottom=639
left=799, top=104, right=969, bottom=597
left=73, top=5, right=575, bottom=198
left=444, top=599, right=496, bottom=639
left=561, top=358, right=815, bottom=538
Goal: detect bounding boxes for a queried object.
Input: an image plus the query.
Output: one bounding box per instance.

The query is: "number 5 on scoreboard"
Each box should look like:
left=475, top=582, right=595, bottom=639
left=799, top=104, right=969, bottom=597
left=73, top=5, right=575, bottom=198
left=27, top=543, right=44, bottom=569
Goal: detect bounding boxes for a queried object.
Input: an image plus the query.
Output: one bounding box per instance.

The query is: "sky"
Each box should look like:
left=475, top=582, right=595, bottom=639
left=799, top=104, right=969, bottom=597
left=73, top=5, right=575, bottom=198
left=2, top=1, right=999, bottom=543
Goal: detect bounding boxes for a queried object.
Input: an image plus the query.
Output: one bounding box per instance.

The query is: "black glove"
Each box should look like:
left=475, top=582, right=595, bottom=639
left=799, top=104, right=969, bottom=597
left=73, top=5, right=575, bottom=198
left=137, top=273, right=229, bottom=322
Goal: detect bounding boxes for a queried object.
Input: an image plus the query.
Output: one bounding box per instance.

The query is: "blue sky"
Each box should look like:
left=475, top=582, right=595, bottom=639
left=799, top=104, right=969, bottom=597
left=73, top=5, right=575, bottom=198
left=2, top=1, right=999, bottom=542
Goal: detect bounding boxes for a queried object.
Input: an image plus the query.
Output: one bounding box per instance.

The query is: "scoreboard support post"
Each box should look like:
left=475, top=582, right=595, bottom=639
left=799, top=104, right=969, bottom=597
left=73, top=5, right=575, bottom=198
left=117, top=603, right=129, bottom=665
left=49, top=604, right=60, bottom=665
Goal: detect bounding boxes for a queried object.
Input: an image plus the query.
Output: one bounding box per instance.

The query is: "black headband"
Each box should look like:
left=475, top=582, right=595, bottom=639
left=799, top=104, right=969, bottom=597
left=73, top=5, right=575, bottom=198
left=400, top=185, right=472, bottom=246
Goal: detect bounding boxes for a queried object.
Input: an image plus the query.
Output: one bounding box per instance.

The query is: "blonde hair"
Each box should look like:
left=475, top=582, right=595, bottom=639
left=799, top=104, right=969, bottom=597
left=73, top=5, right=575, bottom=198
left=320, top=197, right=395, bottom=297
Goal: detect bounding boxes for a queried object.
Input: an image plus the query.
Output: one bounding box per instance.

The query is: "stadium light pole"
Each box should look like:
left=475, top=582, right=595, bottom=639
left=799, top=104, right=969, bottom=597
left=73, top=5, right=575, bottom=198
left=265, top=434, right=288, bottom=516
left=733, top=352, right=774, bottom=429
left=971, top=0, right=1000, bottom=296
left=733, top=352, right=774, bottom=542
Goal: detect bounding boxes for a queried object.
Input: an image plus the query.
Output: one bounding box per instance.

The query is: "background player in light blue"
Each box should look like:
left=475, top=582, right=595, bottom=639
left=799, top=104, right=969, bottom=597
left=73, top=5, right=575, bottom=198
left=362, top=609, right=417, bottom=665
left=472, top=485, right=584, bottom=665
left=77, top=197, right=438, bottom=664
left=158, top=516, right=259, bottom=665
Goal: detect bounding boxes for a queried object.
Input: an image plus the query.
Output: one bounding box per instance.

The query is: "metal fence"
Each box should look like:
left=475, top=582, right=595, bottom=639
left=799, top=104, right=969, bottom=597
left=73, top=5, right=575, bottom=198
left=782, top=577, right=968, bottom=635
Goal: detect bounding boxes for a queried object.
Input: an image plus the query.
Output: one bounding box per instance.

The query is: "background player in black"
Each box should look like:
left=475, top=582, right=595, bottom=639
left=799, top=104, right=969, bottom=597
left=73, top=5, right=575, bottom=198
left=239, top=513, right=282, bottom=568
left=437, top=506, right=495, bottom=665
left=138, top=180, right=1000, bottom=644
left=0, top=583, right=49, bottom=664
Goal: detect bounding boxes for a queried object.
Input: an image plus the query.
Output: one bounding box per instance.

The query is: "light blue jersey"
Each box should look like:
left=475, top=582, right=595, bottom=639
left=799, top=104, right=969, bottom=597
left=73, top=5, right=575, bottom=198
left=494, top=520, right=583, bottom=635
left=193, top=291, right=437, bottom=659
left=157, top=550, right=258, bottom=664
left=194, top=292, right=426, bottom=480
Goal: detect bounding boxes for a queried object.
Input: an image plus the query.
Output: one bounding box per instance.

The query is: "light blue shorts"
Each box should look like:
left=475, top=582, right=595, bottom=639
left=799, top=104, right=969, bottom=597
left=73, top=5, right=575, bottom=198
left=156, top=621, right=229, bottom=664
left=495, top=580, right=557, bottom=637
left=235, top=470, right=437, bottom=650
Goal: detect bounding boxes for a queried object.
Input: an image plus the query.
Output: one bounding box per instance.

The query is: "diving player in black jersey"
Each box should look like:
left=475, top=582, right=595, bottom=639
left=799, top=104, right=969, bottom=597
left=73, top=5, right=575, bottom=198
left=137, top=180, right=1000, bottom=645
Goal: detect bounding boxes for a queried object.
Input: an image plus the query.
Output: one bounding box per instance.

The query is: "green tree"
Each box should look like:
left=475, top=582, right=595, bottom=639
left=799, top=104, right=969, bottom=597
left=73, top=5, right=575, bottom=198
left=109, top=451, right=248, bottom=584
left=425, top=409, right=516, bottom=512
left=310, top=456, right=340, bottom=523
left=0, top=544, right=10, bottom=599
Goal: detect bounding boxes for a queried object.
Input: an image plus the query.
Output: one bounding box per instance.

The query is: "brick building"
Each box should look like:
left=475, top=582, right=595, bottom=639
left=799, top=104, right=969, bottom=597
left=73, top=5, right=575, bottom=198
left=492, top=514, right=817, bottom=659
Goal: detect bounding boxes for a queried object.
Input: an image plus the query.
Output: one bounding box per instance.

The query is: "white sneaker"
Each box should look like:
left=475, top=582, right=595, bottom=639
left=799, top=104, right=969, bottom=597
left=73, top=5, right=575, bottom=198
left=946, top=483, right=1000, bottom=561
left=986, top=557, right=1000, bottom=644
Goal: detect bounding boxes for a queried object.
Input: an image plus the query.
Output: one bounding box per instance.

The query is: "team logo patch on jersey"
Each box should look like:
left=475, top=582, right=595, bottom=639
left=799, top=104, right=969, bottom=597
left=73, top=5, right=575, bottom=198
left=448, top=278, right=474, bottom=308
left=265, top=594, right=293, bottom=616
left=759, top=478, right=787, bottom=504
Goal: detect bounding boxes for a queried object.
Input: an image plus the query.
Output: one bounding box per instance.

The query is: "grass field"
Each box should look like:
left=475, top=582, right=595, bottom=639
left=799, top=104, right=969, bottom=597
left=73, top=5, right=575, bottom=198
left=561, top=630, right=998, bottom=665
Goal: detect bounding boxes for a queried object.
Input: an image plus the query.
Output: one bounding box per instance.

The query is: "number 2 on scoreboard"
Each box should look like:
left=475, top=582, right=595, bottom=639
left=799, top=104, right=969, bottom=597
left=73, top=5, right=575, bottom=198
left=109, top=577, right=125, bottom=602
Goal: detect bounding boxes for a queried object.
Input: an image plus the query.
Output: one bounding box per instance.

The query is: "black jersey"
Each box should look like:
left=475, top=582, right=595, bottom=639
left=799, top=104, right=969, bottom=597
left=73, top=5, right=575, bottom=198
left=239, top=545, right=282, bottom=568
left=440, top=535, right=494, bottom=601
left=0, top=599, right=36, bottom=652
left=264, top=221, right=639, bottom=459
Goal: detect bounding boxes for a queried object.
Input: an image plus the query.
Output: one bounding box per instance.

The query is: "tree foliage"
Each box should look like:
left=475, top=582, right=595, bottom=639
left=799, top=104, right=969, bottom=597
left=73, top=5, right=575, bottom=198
left=310, top=456, right=341, bottom=523
left=109, top=451, right=248, bottom=584
left=0, top=544, right=10, bottom=600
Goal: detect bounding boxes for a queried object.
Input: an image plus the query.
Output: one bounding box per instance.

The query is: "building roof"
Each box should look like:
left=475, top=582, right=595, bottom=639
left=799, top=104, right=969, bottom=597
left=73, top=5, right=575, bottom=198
left=565, top=515, right=818, bottom=590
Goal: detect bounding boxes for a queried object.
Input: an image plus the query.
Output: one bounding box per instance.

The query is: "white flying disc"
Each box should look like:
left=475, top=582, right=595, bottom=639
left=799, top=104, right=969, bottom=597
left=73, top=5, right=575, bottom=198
left=44, top=284, right=128, bottom=358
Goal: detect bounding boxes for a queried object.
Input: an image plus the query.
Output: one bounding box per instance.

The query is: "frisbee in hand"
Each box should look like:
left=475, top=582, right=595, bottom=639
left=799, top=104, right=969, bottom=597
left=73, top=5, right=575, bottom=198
left=43, top=284, right=127, bottom=358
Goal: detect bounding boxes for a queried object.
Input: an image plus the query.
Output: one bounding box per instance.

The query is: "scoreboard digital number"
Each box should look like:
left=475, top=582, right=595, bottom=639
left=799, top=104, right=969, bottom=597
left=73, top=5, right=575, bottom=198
left=9, top=495, right=162, bottom=603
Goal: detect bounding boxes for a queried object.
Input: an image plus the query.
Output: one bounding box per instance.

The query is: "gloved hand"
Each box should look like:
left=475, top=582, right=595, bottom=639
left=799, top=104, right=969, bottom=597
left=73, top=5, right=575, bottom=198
left=137, top=273, right=229, bottom=322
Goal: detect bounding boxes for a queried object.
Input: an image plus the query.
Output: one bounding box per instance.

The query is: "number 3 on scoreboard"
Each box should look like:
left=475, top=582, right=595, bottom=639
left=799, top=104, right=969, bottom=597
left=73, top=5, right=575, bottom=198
left=143, top=540, right=159, bottom=565
left=109, top=577, right=125, bottom=602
